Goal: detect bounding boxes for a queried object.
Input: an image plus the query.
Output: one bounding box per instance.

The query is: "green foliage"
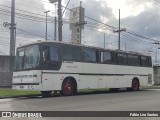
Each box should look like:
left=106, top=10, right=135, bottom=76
left=0, top=89, right=40, bottom=97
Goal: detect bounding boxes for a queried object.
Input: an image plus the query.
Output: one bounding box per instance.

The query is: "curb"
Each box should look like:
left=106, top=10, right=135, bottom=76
left=0, top=94, right=42, bottom=99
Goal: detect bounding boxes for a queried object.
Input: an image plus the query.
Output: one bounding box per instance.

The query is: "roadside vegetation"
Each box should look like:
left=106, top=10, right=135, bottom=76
left=0, top=89, right=40, bottom=98
left=0, top=88, right=109, bottom=98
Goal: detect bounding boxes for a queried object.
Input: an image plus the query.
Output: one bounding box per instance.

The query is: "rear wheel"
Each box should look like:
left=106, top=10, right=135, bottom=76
left=61, top=79, right=74, bottom=96
left=132, top=80, right=139, bottom=91
left=41, top=91, right=52, bottom=97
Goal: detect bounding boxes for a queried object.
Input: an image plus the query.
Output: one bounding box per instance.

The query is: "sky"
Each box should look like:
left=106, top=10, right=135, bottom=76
left=0, top=0, right=160, bottom=62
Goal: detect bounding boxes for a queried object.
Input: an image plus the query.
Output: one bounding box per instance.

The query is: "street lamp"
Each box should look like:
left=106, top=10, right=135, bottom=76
left=44, top=10, right=50, bottom=40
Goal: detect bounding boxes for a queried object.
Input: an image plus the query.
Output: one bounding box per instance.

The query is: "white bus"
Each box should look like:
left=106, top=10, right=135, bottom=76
left=12, top=41, right=153, bottom=97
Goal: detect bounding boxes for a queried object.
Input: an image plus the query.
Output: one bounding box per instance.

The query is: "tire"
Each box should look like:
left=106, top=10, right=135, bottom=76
left=61, top=79, right=74, bottom=96
left=41, top=91, right=52, bottom=97
left=132, top=80, right=139, bottom=91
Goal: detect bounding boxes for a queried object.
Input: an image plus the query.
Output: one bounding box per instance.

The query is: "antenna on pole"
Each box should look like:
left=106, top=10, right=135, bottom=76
left=104, top=33, right=106, bottom=49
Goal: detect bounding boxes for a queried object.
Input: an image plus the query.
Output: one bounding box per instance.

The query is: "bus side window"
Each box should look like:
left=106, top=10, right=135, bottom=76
left=117, top=53, right=128, bottom=65
left=50, top=46, right=59, bottom=62
left=128, top=55, right=139, bottom=66
left=82, top=48, right=93, bottom=62
left=101, top=51, right=113, bottom=64
left=42, top=46, right=59, bottom=62
left=141, top=56, right=147, bottom=67
left=72, top=46, right=81, bottom=61
left=147, top=56, right=152, bottom=67
left=62, top=45, right=72, bottom=61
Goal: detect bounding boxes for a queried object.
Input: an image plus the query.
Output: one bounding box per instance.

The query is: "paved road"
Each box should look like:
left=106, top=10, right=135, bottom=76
left=0, top=89, right=160, bottom=120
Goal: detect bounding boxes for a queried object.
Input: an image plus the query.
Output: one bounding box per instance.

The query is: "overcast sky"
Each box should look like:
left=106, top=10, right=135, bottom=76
left=0, top=0, right=160, bottom=62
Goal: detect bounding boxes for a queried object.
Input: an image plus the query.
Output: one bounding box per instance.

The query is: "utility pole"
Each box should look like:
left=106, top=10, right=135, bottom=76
left=9, top=0, right=16, bottom=71
left=58, top=0, right=62, bottom=41
left=44, top=10, right=50, bottom=40
left=49, top=0, right=62, bottom=41
left=118, top=9, right=120, bottom=50
left=79, top=1, right=82, bottom=44
left=3, top=0, right=16, bottom=70
left=54, top=4, right=57, bottom=41
left=10, top=0, right=16, bottom=56
left=104, top=33, right=106, bottom=49
left=113, top=9, right=126, bottom=50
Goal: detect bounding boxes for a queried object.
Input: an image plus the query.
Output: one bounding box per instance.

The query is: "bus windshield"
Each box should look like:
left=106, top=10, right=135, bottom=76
left=14, top=45, right=40, bottom=70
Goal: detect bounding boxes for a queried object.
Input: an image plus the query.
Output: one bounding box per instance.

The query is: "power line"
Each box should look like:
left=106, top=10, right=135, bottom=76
left=0, top=3, right=55, bottom=18
left=63, top=4, right=160, bottom=45
left=0, top=1, right=158, bottom=53
left=0, top=0, right=48, bottom=11
left=1, top=1, right=157, bottom=45
left=16, top=28, right=45, bottom=38
left=62, top=0, right=71, bottom=16
left=0, top=4, right=55, bottom=22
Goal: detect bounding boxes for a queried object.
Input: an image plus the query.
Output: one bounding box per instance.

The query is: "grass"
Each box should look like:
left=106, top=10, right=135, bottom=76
left=0, top=89, right=41, bottom=97
left=0, top=88, right=110, bottom=98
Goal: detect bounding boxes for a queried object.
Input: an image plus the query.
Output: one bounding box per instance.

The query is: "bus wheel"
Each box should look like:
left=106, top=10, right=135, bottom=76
left=41, top=91, right=52, bottom=97
left=61, top=79, right=74, bottom=96
left=132, top=79, right=139, bottom=91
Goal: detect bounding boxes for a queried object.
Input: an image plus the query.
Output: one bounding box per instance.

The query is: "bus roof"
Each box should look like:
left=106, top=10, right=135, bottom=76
left=17, top=40, right=151, bottom=57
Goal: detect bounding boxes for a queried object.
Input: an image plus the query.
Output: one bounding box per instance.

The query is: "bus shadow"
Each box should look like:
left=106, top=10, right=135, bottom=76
left=15, top=89, right=150, bottom=99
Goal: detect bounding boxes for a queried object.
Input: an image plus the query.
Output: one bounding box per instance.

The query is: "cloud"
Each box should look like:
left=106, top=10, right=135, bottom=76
left=0, top=0, right=159, bottom=60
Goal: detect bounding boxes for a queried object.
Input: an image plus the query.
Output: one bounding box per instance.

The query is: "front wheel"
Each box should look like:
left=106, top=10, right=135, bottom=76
left=61, top=80, right=74, bottom=96
left=132, top=80, right=139, bottom=91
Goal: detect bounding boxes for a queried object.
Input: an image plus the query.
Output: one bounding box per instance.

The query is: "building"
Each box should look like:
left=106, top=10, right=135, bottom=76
left=70, top=6, right=85, bottom=44
left=153, top=64, right=160, bottom=85
left=0, top=56, right=13, bottom=87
